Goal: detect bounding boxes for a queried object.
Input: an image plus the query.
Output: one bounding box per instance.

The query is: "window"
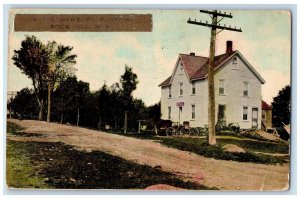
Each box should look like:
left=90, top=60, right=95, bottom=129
left=232, top=57, right=238, bottom=69
left=192, top=82, right=196, bottom=94
left=233, top=57, right=237, bottom=64
left=180, top=63, right=183, bottom=70
left=179, top=82, right=183, bottom=96
left=191, top=105, right=195, bottom=119
left=168, top=86, right=172, bottom=98
left=179, top=63, right=184, bottom=75
left=168, top=107, right=171, bottom=120
left=243, top=82, right=249, bottom=96
left=243, top=106, right=248, bottom=120
left=219, top=79, right=225, bottom=95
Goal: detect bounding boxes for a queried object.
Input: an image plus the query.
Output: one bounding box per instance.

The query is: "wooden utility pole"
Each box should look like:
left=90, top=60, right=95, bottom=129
left=188, top=10, right=242, bottom=145
left=7, top=91, right=17, bottom=119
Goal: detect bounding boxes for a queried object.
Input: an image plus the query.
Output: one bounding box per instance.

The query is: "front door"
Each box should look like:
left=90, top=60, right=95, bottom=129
left=252, top=108, right=258, bottom=128
left=217, top=104, right=226, bottom=128
left=178, top=107, right=182, bottom=124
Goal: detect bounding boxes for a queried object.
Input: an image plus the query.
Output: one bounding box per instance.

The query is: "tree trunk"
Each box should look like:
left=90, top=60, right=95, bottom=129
left=38, top=99, right=44, bottom=121
left=77, top=107, right=80, bottom=127
left=47, top=83, right=51, bottom=122
left=124, top=111, right=127, bottom=134
left=98, top=116, right=102, bottom=130
left=207, top=11, right=217, bottom=145
left=60, top=113, right=64, bottom=124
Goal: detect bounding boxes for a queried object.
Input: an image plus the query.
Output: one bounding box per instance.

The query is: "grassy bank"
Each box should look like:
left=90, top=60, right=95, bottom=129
left=160, top=137, right=288, bottom=164
left=123, top=132, right=289, bottom=164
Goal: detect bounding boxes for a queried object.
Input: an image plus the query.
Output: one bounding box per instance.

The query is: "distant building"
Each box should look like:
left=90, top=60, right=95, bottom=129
left=261, top=100, right=272, bottom=129
left=159, top=41, right=265, bottom=129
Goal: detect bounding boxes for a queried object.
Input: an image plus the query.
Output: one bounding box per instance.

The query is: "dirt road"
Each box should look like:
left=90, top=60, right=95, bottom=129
left=7, top=119, right=289, bottom=191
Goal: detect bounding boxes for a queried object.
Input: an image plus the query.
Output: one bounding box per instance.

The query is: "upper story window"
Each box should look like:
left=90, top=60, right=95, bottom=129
left=168, top=86, right=172, bottom=98
left=243, top=82, right=249, bottom=96
left=232, top=57, right=238, bottom=69
left=233, top=57, right=238, bottom=64
left=219, top=79, right=225, bottom=95
left=179, top=82, right=183, bottom=96
left=192, top=82, right=196, bottom=95
left=179, top=63, right=184, bottom=75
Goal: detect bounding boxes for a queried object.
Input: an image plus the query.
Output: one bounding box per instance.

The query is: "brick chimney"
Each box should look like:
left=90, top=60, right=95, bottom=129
left=226, top=40, right=233, bottom=54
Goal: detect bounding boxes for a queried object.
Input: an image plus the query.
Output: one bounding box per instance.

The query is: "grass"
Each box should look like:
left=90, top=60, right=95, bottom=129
left=159, top=137, right=288, bottom=164
left=6, top=122, right=215, bottom=190
left=6, top=140, right=51, bottom=188
left=215, top=138, right=289, bottom=154
left=6, top=121, right=24, bottom=135
left=6, top=122, right=50, bottom=188
left=119, top=131, right=289, bottom=164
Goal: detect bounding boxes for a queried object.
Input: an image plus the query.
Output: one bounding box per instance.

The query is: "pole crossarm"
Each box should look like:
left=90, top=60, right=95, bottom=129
left=200, top=10, right=233, bottom=18
left=187, top=10, right=242, bottom=145
left=187, top=19, right=242, bottom=32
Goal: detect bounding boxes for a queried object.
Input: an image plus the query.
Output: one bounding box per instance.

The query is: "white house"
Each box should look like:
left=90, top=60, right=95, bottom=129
left=159, top=41, right=265, bottom=129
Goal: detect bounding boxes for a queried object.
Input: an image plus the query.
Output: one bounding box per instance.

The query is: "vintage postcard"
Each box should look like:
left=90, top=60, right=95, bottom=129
left=6, top=8, right=291, bottom=191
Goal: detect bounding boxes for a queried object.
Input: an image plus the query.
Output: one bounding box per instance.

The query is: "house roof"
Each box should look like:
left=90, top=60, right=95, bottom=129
left=158, top=76, right=172, bottom=87
left=262, top=100, right=272, bottom=110
left=159, top=50, right=265, bottom=87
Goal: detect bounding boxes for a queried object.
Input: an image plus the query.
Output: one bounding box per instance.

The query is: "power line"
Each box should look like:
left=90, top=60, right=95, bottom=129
left=7, top=91, right=18, bottom=119
left=187, top=10, right=242, bottom=145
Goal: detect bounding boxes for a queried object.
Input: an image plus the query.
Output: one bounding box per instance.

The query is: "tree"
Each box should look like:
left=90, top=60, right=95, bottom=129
left=146, top=102, right=161, bottom=123
left=12, top=35, right=77, bottom=121
left=120, top=65, right=139, bottom=133
left=10, top=88, right=38, bottom=119
left=120, top=65, right=139, bottom=97
left=76, top=80, right=90, bottom=126
left=53, top=77, right=78, bottom=123
left=98, top=83, right=110, bottom=129
left=12, top=35, right=49, bottom=120
left=271, top=85, right=291, bottom=127
left=46, top=42, right=77, bottom=122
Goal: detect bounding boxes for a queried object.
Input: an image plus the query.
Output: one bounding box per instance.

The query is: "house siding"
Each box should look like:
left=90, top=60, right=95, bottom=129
left=161, top=53, right=263, bottom=129
left=214, top=54, right=262, bottom=129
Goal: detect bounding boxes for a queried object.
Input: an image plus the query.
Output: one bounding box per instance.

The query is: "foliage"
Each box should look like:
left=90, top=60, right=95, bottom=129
left=12, top=35, right=49, bottom=120
left=10, top=52, right=159, bottom=131
left=98, top=84, right=111, bottom=128
left=52, top=76, right=89, bottom=124
left=120, top=65, right=139, bottom=97
left=216, top=123, right=240, bottom=134
left=271, top=85, right=291, bottom=127
left=12, top=35, right=77, bottom=120
left=9, top=88, right=39, bottom=119
left=145, top=102, right=161, bottom=123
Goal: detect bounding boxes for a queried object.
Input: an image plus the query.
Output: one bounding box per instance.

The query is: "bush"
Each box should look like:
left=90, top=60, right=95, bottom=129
left=216, top=123, right=240, bottom=134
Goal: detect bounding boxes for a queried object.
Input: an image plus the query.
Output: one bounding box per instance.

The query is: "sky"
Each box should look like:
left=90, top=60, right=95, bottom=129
left=7, top=9, right=291, bottom=106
